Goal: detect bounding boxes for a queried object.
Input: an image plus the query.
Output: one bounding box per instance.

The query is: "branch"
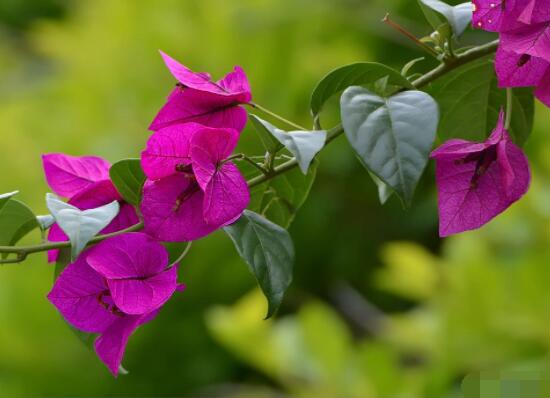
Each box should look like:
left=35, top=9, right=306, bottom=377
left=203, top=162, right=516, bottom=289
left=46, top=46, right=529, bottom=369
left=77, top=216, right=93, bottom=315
left=0, top=222, right=144, bottom=264
left=0, top=40, right=500, bottom=264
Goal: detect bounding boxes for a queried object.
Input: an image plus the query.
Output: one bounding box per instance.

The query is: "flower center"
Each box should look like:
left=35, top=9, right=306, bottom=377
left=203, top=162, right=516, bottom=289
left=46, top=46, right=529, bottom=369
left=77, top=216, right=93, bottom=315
left=97, top=290, right=124, bottom=317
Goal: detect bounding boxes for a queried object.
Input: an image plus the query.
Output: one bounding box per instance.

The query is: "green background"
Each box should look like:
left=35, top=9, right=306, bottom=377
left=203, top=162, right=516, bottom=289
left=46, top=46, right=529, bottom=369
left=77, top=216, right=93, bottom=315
left=1, top=0, right=550, bottom=397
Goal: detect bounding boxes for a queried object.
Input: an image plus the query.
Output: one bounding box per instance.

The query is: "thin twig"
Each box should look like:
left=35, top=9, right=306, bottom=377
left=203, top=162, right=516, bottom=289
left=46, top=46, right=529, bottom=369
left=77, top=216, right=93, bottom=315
left=247, top=102, right=307, bottom=131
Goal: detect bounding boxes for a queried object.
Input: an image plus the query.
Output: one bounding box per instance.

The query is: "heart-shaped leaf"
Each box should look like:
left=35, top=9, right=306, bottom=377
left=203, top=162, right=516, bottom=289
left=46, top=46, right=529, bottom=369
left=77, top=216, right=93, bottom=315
left=37, top=215, right=55, bottom=230
left=109, top=159, right=146, bottom=205
left=310, top=62, right=414, bottom=119
left=0, top=191, right=19, bottom=212
left=0, top=198, right=39, bottom=257
left=340, top=87, right=438, bottom=206
left=419, top=0, right=473, bottom=37
left=223, top=210, right=294, bottom=318
left=250, top=116, right=326, bottom=174
left=46, top=193, right=120, bottom=259
left=250, top=115, right=285, bottom=154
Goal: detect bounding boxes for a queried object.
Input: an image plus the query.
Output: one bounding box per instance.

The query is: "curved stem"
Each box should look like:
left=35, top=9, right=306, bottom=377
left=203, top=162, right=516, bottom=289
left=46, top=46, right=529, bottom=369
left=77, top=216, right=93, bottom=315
left=169, top=241, right=192, bottom=267
left=247, top=102, right=307, bottom=131
left=0, top=39, right=500, bottom=264
left=0, top=222, right=144, bottom=264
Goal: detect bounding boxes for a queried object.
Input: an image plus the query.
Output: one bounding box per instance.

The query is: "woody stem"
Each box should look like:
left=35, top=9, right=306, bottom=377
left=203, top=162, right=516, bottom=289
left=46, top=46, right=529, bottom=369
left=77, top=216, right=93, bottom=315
left=0, top=39, right=500, bottom=264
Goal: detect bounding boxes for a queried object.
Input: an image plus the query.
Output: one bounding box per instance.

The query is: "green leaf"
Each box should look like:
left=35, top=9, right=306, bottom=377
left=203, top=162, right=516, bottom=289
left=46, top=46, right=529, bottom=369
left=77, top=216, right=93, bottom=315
left=250, top=114, right=285, bottom=154
left=250, top=116, right=326, bottom=174
left=429, top=58, right=534, bottom=146
left=0, top=191, right=18, bottom=212
left=46, top=194, right=120, bottom=259
left=310, top=62, right=414, bottom=118
left=109, top=159, right=146, bottom=205
left=223, top=210, right=294, bottom=318
left=340, top=87, right=438, bottom=206
left=0, top=199, right=39, bottom=258
left=419, top=0, right=473, bottom=37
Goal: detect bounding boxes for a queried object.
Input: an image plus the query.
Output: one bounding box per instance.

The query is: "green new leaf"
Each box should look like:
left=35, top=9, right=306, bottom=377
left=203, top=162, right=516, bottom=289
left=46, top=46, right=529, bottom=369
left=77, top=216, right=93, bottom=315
left=419, top=0, right=473, bottom=37
left=250, top=114, right=285, bottom=154
left=250, top=116, right=326, bottom=174
left=109, top=159, right=146, bottom=205
left=224, top=210, right=294, bottom=318
left=368, top=171, right=393, bottom=205
left=340, top=86, right=438, bottom=206
left=429, top=58, right=534, bottom=145
left=46, top=194, right=120, bottom=259
left=0, top=199, right=39, bottom=257
left=310, top=62, right=414, bottom=118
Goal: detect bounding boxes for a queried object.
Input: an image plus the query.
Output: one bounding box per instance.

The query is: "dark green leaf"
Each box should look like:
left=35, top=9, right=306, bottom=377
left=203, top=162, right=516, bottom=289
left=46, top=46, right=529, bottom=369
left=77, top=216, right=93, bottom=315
left=310, top=62, right=414, bottom=118
left=109, top=159, right=146, bottom=205
left=0, top=199, right=39, bottom=258
left=428, top=58, right=534, bottom=145
left=223, top=210, right=294, bottom=318
left=241, top=159, right=318, bottom=228
left=340, top=87, right=438, bottom=206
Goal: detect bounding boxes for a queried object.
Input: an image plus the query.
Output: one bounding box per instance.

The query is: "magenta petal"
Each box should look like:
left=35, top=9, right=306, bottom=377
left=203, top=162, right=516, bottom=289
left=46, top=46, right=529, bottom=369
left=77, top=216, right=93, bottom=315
left=500, top=23, right=550, bottom=62
left=94, top=315, right=141, bottom=377
left=472, top=0, right=523, bottom=32
left=203, top=163, right=250, bottom=225
left=87, top=233, right=168, bottom=279
left=433, top=114, right=530, bottom=237
left=435, top=153, right=506, bottom=236
left=47, top=223, right=66, bottom=262
left=218, top=66, right=252, bottom=103
left=47, top=255, right=117, bottom=333
left=141, top=124, right=198, bottom=180
left=149, top=88, right=248, bottom=132
left=430, top=139, right=487, bottom=159
left=159, top=51, right=226, bottom=94
left=142, top=175, right=219, bottom=241
left=107, top=266, right=177, bottom=315
left=518, top=0, right=550, bottom=24
left=535, top=69, right=550, bottom=106
left=190, top=126, right=240, bottom=190
left=495, top=47, right=549, bottom=87
left=42, top=153, right=110, bottom=198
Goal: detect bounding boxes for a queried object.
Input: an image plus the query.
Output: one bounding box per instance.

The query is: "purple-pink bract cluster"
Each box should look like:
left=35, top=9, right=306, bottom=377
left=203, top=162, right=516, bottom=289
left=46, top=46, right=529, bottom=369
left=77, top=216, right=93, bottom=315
left=431, top=112, right=530, bottom=236
left=45, top=52, right=253, bottom=375
left=473, top=0, right=550, bottom=105
left=429, top=1, right=541, bottom=237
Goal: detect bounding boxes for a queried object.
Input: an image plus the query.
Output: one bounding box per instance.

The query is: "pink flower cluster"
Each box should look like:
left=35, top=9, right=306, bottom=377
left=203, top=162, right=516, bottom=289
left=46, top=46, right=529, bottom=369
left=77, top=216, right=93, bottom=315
left=45, top=52, right=253, bottom=375
left=48, top=233, right=182, bottom=375
left=141, top=52, right=251, bottom=241
left=431, top=112, right=530, bottom=237
left=473, top=0, right=550, bottom=106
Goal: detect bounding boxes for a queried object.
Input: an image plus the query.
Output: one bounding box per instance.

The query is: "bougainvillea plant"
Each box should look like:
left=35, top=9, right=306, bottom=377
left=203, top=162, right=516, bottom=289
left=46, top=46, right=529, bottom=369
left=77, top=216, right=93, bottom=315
left=0, top=0, right=544, bottom=375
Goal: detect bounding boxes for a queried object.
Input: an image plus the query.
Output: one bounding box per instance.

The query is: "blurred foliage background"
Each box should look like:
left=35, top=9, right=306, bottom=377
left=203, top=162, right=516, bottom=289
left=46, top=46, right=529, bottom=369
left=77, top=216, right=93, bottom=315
left=1, top=0, right=550, bottom=396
